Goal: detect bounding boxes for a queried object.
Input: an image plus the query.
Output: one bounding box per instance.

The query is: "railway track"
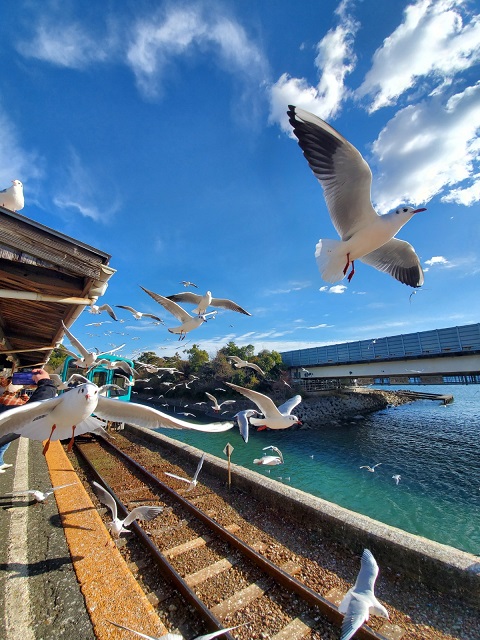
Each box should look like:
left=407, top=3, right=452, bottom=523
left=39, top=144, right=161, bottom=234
left=73, top=434, right=399, bottom=640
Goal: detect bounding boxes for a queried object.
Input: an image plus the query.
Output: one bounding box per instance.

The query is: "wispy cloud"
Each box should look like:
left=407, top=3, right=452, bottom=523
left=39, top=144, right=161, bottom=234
left=53, top=149, right=121, bottom=222
left=357, top=0, right=480, bottom=112
left=126, top=4, right=269, bottom=102
left=320, top=284, right=347, bottom=294
left=269, top=0, right=358, bottom=132
left=264, top=281, right=311, bottom=295
left=17, top=19, right=117, bottom=68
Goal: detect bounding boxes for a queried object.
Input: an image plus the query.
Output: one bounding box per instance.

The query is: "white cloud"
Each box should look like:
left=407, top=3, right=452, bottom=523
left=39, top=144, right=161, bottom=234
left=126, top=5, right=268, bottom=100
left=264, top=281, right=311, bottom=295
left=0, top=106, right=44, bottom=190
left=53, top=149, right=121, bottom=222
left=424, top=256, right=450, bottom=266
left=357, top=0, right=480, bottom=112
left=17, top=20, right=116, bottom=68
left=320, top=284, right=347, bottom=294
left=269, top=0, right=358, bottom=133
left=371, top=82, right=480, bottom=212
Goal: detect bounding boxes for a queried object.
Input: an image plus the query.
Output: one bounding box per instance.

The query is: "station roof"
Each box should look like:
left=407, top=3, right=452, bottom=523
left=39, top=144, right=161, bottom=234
left=0, top=207, right=115, bottom=370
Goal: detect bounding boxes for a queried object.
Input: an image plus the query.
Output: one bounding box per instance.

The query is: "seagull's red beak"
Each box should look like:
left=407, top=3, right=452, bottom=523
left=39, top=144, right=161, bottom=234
left=413, top=208, right=426, bottom=213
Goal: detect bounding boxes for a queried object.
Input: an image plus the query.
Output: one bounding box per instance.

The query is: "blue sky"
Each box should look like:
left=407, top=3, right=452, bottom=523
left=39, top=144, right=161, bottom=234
left=1, top=0, right=479, bottom=361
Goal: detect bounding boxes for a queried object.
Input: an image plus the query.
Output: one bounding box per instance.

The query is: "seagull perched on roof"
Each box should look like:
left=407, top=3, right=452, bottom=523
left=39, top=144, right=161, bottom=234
left=61, top=321, right=125, bottom=369
left=92, top=481, right=164, bottom=538
left=227, top=356, right=265, bottom=376
left=226, top=382, right=301, bottom=431
left=165, top=290, right=251, bottom=316
left=88, top=303, right=118, bottom=320
left=287, top=105, right=426, bottom=288
left=140, top=286, right=216, bottom=340
left=0, top=382, right=235, bottom=455
left=339, top=549, right=389, bottom=640
left=0, top=179, right=24, bottom=211
left=164, top=453, right=205, bottom=491
left=115, top=305, right=164, bottom=323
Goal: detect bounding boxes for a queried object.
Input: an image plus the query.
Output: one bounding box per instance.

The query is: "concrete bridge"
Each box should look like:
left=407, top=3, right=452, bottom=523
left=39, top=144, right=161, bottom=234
left=280, top=323, right=480, bottom=389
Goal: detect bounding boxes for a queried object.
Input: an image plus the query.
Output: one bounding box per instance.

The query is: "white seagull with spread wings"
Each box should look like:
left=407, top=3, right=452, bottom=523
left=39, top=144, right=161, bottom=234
left=140, top=286, right=216, bottom=340
left=61, top=321, right=125, bottom=369
left=164, top=453, right=205, bottom=492
left=166, top=290, right=251, bottom=316
left=88, top=303, right=118, bottom=320
left=253, top=446, right=283, bottom=466
left=205, top=392, right=236, bottom=413
left=227, top=356, right=265, bottom=376
left=92, top=481, right=164, bottom=538
left=4, top=483, right=76, bottom=503
left=226, top=382, right=301, bottom=431
left=107, top=619, right=246, bottom=640
left=115, top=305, right=165, bottom=323
left=0, top=382, right=235, bottom=455
left=287, top=105, right=426, bottom=287
left=339, top=549, right=389, bottom=640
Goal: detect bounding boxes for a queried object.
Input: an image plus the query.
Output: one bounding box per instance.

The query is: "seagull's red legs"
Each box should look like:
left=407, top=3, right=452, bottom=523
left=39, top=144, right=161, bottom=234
left=67, top=425, right=77, bottom=452
left=343, top=253, right=351, bottom=275
left=347, top=261, right=355, bottom=282
left=42, top=424, right=56, bottom=455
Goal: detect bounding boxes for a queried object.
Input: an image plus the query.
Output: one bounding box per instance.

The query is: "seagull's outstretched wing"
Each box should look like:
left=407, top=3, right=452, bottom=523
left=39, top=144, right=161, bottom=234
left=166, top=292, right=202, bottom=305
left=360, top=238, right=424, bottom=288
left=287, top=105, right=375, bottom=240
left=339, top=592, right=371, bottom=640
left=192, top=453, right=206, bottom=483
left=98, top=304, right=118, bottom=320
left=95, top=396, right=235, bottom=432
left=352, top=548, right=379, bottom=593
left=209, top=297, right=251, bottom=315
left=140, top=287, right=193, bottom=322
left=116, top=305, right=137, bottom=314
left=45, top=483, right=77, bottom=498
left=92, top=481, right=118, bottom=521
left=263, top=445, right=283, bottom=463
left=0, top=397, right=64, bottom=438
left=164, top=472, right=191, bottom=484
left=277, top=395, right=302, bottom=415
left=123, top=505, right=164, bottom=527
left=61, top=321, right=88, bottom=357
left=205, top=392, right=217, bottom=404
left=98, top=343, right=126, bottom=357
left=225, top=382, right=280, bottom=418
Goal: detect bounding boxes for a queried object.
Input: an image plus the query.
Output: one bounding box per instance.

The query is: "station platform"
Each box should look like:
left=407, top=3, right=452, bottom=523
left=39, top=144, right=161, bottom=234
left=0, top=437, right=166, bottom=640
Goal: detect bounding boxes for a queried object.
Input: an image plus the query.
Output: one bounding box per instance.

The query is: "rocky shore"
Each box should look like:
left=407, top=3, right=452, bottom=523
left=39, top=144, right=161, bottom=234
left=137, top=387, right=413, bottom=426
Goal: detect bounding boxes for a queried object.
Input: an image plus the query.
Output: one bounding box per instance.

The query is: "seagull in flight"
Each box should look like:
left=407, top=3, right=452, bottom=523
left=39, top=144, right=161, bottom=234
left=180, top=280, right=198, bottom=288
left=107, top=619, right=246, bottom=640
left=165, top=290, right=251, bottom=316
left=0, top=179, right=24, bottom=211
left=88, top=303, right=118, bottom=320
left=140, top=286, right=216, bottom=340
left=254, top=446, right=284, bottom=466
left=92, top=481, right=164, bottom=538
left=164, top=453, right=206, bottom=492
left=360, top=463, right=382, bottom=473
left=227, top=356, right=265, bottom=376
left=287, top=105, right=426, bottom=287
left=226, top=382, right=301, bottom=431
left=205, top=392, right=236, bottom=413
left=61, top=321, right=125, bottom=369
left=4, top=483, right=76, bottom=503
left=0, top=382, right=235, bottom=454
left=392, top=474, right=401, bottom=485
left=115, top=305, right=164, bottom=323
left=339, top=549, right=389, bottom=640
left=233, top=409, right=260, bottom=443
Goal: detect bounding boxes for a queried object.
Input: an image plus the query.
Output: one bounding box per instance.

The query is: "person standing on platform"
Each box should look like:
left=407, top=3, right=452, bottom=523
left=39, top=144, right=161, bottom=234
left=0, top=370, right=57, bottom=471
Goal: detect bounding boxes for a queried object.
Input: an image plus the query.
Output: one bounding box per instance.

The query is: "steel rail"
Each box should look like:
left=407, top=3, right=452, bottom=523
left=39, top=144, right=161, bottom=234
left=92, top=434, right=389, bottom=640
left=74, top=441, right=237, bottom=640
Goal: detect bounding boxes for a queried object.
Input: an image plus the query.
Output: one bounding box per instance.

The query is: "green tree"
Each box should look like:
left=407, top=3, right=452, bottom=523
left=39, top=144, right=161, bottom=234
left=45, top=348, right=68, bottom=374
left=185, top=344, right=209, bottom=373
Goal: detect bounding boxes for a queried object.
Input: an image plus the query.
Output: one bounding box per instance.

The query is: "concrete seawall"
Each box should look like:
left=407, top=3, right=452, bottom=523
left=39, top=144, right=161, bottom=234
left=126, top=423, right=480, bottom=607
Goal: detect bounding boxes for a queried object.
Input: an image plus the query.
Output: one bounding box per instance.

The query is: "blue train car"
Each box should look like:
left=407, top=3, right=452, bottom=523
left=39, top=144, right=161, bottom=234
left=61, top=354, right=134, bottom=402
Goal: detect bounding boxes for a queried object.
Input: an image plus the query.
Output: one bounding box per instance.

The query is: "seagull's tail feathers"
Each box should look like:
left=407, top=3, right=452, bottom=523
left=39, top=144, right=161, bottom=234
left=315, top=238, right=347, bottom=283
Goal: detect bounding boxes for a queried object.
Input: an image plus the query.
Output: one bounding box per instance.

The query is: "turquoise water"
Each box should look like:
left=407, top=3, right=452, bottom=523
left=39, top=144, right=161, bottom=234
left=153, top=385, right=480, bottom=555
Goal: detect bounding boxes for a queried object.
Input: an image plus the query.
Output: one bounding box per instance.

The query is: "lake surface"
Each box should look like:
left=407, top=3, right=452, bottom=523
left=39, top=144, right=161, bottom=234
left=154, top=384, right=480, bottom=555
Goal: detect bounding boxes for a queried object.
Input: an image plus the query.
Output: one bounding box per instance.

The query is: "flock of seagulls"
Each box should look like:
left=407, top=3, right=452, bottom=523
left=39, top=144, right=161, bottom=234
left=0, top=103, right=427, bottom=638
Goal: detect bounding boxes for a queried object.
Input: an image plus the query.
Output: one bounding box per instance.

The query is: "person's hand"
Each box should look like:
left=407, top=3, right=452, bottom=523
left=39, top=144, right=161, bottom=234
left=31, top=369, right=50, bottom=383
